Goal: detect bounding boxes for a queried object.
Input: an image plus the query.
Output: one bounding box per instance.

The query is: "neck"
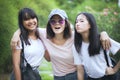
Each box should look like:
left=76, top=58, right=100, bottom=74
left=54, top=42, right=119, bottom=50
left=81, top=31, right=89, bottom=43
left=54, top=32, right=64, bottom=40
left=28, top=30, right=37, bottom=40
left=51, top=33, right=66, bottom=45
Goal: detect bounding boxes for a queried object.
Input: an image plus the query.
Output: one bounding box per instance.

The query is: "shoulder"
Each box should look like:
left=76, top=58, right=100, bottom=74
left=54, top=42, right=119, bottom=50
left=72, top=30, right=74, bottom=35
left=72, top=44, right=79, bottom=55
left=38, top=27, right=46, bottom=35
left=38, top=27, right=46, bottom=32
left=110, top=38, right=120, bottom=47
left=72, top=45, right=82, bottom=65
left=109, top=38, right=120, bottom=54
left=71, top=31, right=74, bottom=39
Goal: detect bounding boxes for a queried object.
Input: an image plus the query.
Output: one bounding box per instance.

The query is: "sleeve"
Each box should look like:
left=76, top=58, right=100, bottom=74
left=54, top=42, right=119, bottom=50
left=38, top=28, right=46, bottom=39
left=38, top=28, right=46, bottom=35
left=110, top=38, right=120, bottom=55
left=72, top=45, right=82, bottom=65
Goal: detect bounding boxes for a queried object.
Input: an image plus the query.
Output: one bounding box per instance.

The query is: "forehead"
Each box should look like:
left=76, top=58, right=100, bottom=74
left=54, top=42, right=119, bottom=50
left=23, top=12, right=36, bottom=20
left=77, top=14, right=87, bottom=20
left=51, top=15, right=62, bottom=19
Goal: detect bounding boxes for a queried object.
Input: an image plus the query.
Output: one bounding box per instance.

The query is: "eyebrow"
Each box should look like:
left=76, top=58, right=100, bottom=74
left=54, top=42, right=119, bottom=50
left=51, top=18, right=63, bottom=20
left=51, top=17, right=62, bottom=20
left=76, top=18, right=83, bottom=21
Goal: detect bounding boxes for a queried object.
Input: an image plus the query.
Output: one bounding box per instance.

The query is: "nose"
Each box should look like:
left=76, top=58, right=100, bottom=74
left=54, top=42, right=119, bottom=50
left=29, top=19, right=33, bottom=22
left=76, top=22, right=79, bottom=26
left=55, top=21, right=59, bottom=24
left=28, top=19, right=34, bottom=24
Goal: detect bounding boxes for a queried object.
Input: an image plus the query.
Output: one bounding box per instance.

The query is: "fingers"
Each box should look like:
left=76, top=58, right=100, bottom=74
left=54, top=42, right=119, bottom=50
left=18, top=40, right=20, bottom=47
left=10, top=38, right=20, bottom=50
left=10, top=30, right=21, bottom=49
left=10, top=40, right=17, bottom=50
left=100, top=31, right=111, bottom=50
left=101, top=39, right=105, bottom=50
left=105, top=67, right=115, bottom=75
left=101, top=39, right=111, bottom=50
left=105, top=39, right=111, bottom=50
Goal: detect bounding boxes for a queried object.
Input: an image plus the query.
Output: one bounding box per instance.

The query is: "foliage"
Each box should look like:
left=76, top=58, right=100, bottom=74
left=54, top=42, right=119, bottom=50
left=39, top=59, right=53, bottom=80
left=0, top=0, right=18, bottom=73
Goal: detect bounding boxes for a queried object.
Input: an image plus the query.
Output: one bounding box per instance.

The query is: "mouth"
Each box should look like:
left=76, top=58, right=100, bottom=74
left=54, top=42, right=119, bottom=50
left=55, top=27, right=60, bottom=29
left=28, top=22, right=37, bottom=27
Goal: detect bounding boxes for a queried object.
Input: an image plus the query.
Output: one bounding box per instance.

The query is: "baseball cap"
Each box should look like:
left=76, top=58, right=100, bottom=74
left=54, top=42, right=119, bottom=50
left=48, top=9, right=68, bottom=20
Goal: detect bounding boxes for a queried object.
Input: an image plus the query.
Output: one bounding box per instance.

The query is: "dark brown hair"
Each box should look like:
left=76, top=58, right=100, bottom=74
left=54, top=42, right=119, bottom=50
left=18, top=8, right=40, bottom=45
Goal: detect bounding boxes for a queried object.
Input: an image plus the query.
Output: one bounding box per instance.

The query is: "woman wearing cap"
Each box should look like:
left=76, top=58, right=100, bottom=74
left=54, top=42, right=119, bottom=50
left=11, top=9, right=110, bottom=80
left=43, top=9, right=77, bottom=80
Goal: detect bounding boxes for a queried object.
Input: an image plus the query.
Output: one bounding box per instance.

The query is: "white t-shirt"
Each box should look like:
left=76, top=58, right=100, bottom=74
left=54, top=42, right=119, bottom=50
left=16, top=38, right=45, bottom=68
left=38, top=28, right=76, bottom=76
left=72, top=38, right=120, bottom=78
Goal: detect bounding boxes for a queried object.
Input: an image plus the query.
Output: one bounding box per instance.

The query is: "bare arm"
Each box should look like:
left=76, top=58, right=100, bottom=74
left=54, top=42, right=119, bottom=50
left=100, top=31, right=111, bottom=50
left=114, top=60, right=120, bottom=72
left=106, top=49, right=120, bottom=75
left=106, top=60, right=120, bottom=75
left=44, top=50, right=51, bottom=62
left=112, top=50, right=120, bottom=73
left=77, top=65, right=84, bottom=80
left=10, top=29, right=21, bottom=49
left=12, top=48, right=21, bottom=80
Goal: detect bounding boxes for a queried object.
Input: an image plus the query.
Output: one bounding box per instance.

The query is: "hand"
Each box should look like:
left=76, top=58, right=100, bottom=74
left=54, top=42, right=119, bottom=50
left=105, top=67, right=115, bottom=75
left=10, top=30, right=20, bottom=49
left=100, top=31, right=111, bottom=50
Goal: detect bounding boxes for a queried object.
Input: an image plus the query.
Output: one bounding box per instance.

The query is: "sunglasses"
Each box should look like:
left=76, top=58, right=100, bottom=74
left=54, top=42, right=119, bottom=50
left=49, top=19, right=65, bottom=25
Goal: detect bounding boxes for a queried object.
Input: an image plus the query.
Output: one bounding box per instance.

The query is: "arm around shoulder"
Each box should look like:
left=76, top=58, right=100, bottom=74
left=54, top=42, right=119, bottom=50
left=10, top=29, right=21, bottom=49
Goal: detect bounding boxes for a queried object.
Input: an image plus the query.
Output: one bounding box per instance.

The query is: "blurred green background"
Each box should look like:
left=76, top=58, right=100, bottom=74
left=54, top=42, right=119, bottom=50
left=0, top=0, right=120, bottom=80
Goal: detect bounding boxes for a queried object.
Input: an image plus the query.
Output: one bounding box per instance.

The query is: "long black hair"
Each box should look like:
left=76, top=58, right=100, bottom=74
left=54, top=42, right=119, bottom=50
left=18, top=8, right=40, bottom=45
left=74, top=12, right=101, bottom=56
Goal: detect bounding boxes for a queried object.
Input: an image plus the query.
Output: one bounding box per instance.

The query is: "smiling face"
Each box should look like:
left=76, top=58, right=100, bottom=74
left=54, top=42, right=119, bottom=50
left=19, top=8, right=38, bottom=33
left=23, top=18, right=37, bottom=31
left=50, top=15, right=65, bottom=34
left=75, top=14, right=90, bottom=34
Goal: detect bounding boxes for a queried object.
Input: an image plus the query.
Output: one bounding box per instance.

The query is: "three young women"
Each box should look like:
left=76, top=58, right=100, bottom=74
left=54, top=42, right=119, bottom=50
left=11, top=9, right=111, bottom=80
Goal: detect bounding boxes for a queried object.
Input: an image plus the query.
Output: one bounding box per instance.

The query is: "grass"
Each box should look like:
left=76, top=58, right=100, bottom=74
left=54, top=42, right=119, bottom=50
left=39, top=59, right=54, bottom=80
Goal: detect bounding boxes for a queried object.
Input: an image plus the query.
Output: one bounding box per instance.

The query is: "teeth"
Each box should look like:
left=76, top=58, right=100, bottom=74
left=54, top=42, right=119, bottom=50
left=28, top=23, right=36, bottom=27
left=55, top=27, right=60, bottom=29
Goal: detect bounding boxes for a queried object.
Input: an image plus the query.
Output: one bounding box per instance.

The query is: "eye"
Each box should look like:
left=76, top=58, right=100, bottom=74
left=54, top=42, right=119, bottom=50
left=59, top=19, right=65, bottom=24
left=50, top=19, right=56, bottom=25
left=76, top=20, right=84, bottom=23
left=75, top=20, right=78, bottom=23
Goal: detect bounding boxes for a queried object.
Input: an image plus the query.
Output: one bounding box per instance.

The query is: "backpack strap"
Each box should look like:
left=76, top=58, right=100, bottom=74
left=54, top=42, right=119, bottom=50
left=103, top=50, right=110, bottom=67
left=20, top=35, right=31, bottom=65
